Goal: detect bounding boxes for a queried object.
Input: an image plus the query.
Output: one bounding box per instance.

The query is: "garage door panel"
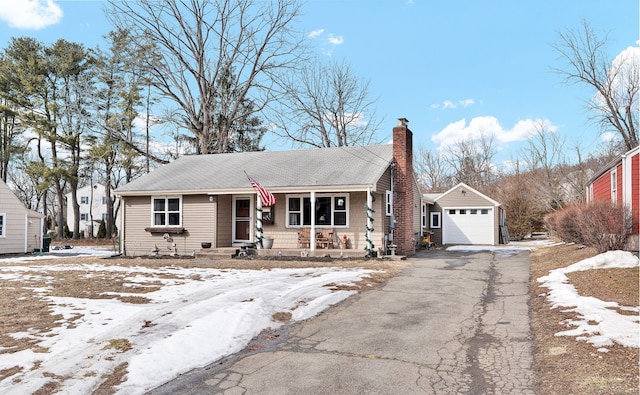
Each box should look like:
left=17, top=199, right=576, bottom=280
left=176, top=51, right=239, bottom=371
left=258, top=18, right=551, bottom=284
left=443, top=208, right=493, bottom=245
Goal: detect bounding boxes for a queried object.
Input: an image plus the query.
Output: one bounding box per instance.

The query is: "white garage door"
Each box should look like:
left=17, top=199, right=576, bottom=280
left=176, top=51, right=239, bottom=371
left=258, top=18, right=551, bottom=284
left=442, top=208, right=494, bottom=245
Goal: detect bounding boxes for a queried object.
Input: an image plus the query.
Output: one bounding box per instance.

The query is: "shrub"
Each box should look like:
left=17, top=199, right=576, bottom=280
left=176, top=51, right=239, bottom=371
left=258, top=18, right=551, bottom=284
left=578, top=201, right=633, bottom=253
left=97, top=220, right=106, bottom=239
left=544, top=201, right=633, bottom=252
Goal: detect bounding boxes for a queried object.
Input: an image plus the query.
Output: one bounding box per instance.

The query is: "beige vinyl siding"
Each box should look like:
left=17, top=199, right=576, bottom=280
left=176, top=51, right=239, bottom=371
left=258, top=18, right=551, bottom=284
left=122, top=194, right=218, bottom=256
left=26, top=213, right=42, bottom=252
left=0, top=181, right=42, bottom=254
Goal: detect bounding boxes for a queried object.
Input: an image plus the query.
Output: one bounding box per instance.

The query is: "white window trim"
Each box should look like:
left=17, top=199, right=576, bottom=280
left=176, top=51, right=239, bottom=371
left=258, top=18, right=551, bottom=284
left=0, top=213, right=5, bottom=237
left=385, top=190, right=392, bottom=216
left=610, top=169, right=617, bottom=203
left=421, top=203, right=427, bottom=228
left=151, top=196, right=183, bottom=227
left=430, top=212, right=441, bottom=229
left=285, top=193, right=350, bottom=228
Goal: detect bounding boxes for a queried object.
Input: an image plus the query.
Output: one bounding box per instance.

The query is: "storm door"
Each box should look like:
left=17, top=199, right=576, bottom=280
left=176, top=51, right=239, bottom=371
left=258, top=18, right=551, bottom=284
left=233, top=197, right=253, bottom=244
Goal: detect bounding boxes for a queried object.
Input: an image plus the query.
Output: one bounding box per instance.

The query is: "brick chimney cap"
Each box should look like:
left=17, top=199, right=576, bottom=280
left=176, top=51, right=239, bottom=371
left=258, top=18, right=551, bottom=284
left=397, top=118, right=409, bottom=126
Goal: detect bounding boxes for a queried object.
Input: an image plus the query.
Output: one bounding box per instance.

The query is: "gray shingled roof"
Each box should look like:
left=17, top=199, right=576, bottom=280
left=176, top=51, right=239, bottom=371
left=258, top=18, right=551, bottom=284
left=115, top=144, right=394, bottom=195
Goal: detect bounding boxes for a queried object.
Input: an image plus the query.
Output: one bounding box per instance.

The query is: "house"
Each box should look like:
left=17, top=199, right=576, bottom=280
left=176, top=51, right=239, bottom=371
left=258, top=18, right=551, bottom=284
left=114, top=118, right=423, bottom=257
left=424, top=183, right=507, bottom=246
left=66, top=184, right=118, bottom=238
left=586, top=145, right=639, bottom=251
left=0, top=179, right=44, bottom=254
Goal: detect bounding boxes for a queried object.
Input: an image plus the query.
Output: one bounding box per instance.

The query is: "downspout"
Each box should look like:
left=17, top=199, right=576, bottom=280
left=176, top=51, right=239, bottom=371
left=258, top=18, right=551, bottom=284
left=365, top=187, right=375, bottom=256
left=24, top=213, right=28, bottom=253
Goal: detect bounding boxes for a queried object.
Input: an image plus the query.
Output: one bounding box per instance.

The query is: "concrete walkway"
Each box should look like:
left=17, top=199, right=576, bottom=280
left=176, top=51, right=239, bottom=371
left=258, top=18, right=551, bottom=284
left=148, top=248, right=535, bottom=394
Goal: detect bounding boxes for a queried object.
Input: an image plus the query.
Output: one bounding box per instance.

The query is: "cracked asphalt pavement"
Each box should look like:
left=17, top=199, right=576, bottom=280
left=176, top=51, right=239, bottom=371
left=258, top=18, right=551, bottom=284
left=148, top=248, right=535, bottom=394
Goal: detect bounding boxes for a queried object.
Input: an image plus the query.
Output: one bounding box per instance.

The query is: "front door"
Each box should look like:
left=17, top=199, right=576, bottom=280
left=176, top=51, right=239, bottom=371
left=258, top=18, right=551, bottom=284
left=233, top=197, right=253, bottom=244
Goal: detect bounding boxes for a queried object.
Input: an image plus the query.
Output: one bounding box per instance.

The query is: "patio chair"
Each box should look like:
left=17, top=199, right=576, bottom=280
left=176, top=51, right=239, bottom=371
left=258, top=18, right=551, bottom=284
left=298, top=228, right=311, bottom=248
left=316, top=228, right=335, bottom=249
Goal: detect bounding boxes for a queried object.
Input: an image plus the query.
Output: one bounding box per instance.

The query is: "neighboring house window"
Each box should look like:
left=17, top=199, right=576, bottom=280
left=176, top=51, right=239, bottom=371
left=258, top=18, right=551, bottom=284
left=470, top=209, right=477, bottom=214
left=0, top=213, right=5, bottom=237
left=459, top=209, right=466, bottom=214
left=385, top=191, right=392, bottom=216
left=449, top=209, right=456, bottom=214
left=286, top=194, right=349, bottom=227
left=102, top=213, right=106, bottom=221
left=481, top=209, right=489, bottom=214
left=80, top=213, right=88, bottom=221
left=81, top=196, right=89, bottom=204
left=152, top=197, right=182, bottom=226
left=102, top=196, right=107, bottom=205
left=430, top=212, right=441, bottom=229
left=610, top=169, right=617, bottom=203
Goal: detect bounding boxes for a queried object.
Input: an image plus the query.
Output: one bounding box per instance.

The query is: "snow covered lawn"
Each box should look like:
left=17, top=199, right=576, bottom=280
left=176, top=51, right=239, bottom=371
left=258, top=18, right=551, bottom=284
left=0, top=248, right=378, bottom=394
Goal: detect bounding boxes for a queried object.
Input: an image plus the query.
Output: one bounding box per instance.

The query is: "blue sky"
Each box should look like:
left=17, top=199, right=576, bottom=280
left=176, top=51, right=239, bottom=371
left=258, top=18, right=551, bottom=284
left=0, top=0, right=638, bottom=167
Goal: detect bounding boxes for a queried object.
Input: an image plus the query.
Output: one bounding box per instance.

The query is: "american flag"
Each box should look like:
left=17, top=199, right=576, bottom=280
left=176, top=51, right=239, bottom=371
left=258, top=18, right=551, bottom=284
left=245, top=173, right=277, bottom=207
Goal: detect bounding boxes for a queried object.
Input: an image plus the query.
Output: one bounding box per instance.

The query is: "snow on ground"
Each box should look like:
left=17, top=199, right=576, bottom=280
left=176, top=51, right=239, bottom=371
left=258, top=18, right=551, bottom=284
left=447, top=242, right=640, bottom=350
left=537, top=250, right=640, bottom=350
left=0, top=248, right=376, bottom=394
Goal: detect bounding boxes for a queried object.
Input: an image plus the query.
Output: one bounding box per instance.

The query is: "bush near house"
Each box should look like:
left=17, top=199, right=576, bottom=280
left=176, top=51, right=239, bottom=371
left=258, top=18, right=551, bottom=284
left=545, top=201, right=634, bottom=252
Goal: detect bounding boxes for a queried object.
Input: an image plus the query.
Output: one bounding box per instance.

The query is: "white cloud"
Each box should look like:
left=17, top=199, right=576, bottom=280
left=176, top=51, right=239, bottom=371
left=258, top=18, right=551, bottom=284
left=0, top=0, right=63, bottom=30
left=431, top=116, right=557, bottom=148
left=431, top=98, right=476, bottom=110
left=327, top=34, right=344, bottom=46
left=307, top=28, right=324, bottom=38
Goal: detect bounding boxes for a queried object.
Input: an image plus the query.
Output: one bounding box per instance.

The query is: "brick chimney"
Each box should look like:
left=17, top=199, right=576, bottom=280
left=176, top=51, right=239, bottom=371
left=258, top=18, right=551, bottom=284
left=392, top=118, right=415, bottom=256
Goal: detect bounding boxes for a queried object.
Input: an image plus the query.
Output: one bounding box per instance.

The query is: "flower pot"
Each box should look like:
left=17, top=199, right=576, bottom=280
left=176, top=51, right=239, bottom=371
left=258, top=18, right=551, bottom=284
left=201, top=242, right=212, bottom=249
left=262, top=238, right=274, bottom=249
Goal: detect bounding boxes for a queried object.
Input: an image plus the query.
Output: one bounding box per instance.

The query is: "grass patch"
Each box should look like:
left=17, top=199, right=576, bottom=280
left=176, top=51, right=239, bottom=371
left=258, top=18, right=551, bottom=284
left=530, top=243, right=639, bottom=395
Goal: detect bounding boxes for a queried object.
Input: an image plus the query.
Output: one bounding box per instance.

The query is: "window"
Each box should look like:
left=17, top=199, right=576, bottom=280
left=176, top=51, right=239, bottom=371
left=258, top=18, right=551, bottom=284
left=449, top=209, right=456, bottom=215
left=102, top=213, right=106, bottom=221
left=481, top=209, right=489, bottom=214
left=81, top=196, right=89, bottom=204
left=0, top=213, right=5, bottom=237
left=286, top=194, right=349, bottom=227
left=102, top=196, right=107, bottom=205
left=459, top=209, right=466, bottom=215
left=152, top=197, right=181, bottom=226
left=80, top=213, right=89, bottom=221
left=421, top=203, right=427, bottom=228
left=430, top=212, right=441, bottom=229
left=611, top=169, right=617, bottom=203
left=385, top=190, right=392, bottom=216
left=470, top=209, right=477, bottom=214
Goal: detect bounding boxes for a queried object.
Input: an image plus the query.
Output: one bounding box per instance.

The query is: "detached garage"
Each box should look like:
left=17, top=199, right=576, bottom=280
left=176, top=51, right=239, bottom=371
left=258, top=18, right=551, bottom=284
left=426, top=183, right=507, bottom=246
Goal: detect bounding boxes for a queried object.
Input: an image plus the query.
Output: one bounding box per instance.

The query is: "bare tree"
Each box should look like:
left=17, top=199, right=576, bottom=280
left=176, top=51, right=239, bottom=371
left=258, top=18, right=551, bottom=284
left=414, top=145, right=453, bottom=192
left=271, top=59, right=382, bottom=148
left=107, top=0, right=305, bottom=154
left=554, top=20, right=639, bottom=151
left=443, top=132, right=497, bottom=188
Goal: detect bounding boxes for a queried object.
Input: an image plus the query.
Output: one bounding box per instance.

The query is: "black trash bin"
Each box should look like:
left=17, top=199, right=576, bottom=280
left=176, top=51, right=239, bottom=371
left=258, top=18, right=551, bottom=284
left=42, top=237, right=52, bottom=253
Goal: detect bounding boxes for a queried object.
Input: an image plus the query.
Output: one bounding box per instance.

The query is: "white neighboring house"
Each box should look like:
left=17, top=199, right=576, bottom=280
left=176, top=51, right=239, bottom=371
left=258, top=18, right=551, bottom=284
left=66, top=184, right=118, bottom=238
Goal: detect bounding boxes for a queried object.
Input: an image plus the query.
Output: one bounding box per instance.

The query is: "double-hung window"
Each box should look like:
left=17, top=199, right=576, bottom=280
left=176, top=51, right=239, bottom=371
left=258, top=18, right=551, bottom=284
left=0, top=213, right=5, bottom=237
left=287, top=194, right=349, bottom=227
left=611, top=169, right=617, bottom=203
left=152, top=197, right=181, bottom=226
left=81, top=196, right=89, bottom=204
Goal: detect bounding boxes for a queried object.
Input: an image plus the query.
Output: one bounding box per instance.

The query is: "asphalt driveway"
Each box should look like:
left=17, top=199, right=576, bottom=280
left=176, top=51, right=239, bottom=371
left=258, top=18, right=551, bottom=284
left=148, top=248, right=535, bottom=394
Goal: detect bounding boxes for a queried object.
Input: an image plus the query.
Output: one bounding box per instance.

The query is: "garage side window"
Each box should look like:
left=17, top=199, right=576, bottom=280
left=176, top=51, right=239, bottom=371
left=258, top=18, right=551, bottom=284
left=430, top=212, right=441, bottom=229
left=0, top=213, right=5, bottom=237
